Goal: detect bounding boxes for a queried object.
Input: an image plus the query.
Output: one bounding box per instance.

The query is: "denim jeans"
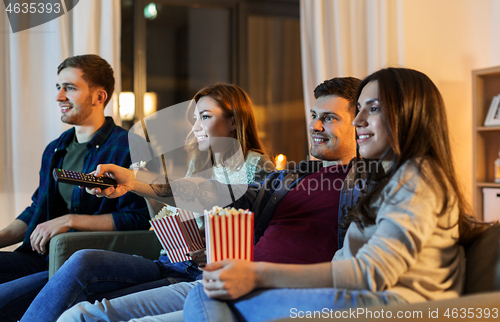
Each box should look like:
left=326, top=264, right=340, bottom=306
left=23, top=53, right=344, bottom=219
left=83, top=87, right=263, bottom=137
left=20, top=249, right=202, bottom=322
left=57, top=281, right=200, bottom=322
left=0, top=250, right=49, bottom=321
left=184, top=284, right=409, bottom=322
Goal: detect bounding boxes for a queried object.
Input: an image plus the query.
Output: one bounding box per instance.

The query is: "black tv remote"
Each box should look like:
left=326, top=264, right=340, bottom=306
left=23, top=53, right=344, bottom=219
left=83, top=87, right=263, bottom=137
left=52, top=169, right=117, bottom=190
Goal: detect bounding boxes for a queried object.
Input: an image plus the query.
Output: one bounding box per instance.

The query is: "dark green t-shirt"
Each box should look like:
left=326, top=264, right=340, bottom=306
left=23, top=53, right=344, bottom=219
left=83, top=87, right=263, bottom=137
left=58, top=136, right=88, bottom=211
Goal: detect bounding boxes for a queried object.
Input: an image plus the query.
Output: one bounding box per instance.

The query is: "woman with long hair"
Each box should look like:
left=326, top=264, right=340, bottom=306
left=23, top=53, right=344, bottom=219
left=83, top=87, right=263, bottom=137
left=146, top=84, right=273, bottom=221
left=20, top=84, right=275, bottom=322
left=185, top=84, right=270, bottom=182
left=179, top=68, right=484, bottom=321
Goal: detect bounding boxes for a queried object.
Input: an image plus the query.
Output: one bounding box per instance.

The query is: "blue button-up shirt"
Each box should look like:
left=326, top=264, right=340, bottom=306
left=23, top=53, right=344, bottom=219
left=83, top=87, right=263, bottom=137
left=16, top=117, right=150, bottom=253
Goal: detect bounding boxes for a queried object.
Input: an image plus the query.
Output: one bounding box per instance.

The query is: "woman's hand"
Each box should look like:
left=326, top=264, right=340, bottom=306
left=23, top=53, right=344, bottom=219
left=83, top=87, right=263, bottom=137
left=202, top=259, right=259, bottom=300
left=85, top=164, right=137, bottom=199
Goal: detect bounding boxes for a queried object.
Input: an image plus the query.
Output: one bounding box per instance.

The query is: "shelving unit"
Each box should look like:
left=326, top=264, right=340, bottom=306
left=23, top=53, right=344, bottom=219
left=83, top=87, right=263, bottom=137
left=472, top=66, right=500, bottom=220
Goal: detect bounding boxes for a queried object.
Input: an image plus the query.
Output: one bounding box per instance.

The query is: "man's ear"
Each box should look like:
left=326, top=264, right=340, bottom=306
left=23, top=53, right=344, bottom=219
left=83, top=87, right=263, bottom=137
left=94, top=89, right=108, bottom=106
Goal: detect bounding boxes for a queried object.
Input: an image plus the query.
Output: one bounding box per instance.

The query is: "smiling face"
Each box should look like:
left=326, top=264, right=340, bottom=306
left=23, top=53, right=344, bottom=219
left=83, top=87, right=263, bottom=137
left=353, top=80, right=392, bottom=159
left=309, top=95, right=356, bottom=163
left=192, top=96, right=236, bottom=152
left=56, top=67, right=98, bottom=126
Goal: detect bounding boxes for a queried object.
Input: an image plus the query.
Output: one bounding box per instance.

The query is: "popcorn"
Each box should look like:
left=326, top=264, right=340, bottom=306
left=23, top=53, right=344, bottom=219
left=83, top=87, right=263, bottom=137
left=130, top=160, right=147, bottom=170
left=153, top=205, right=177, bottom=220
left=207, top=206, right=251, bottom=216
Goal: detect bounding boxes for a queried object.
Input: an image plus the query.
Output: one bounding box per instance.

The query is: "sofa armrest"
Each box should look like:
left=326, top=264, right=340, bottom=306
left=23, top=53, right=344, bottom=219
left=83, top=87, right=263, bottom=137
left=48, top=230, right=162, bottom=279
left=464, top=224, right=500, bottom=293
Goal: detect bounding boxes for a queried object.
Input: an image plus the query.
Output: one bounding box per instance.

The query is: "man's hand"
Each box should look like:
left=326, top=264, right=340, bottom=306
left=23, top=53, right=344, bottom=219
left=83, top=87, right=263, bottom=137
left=85, top=164, right=137, bottom=199
left=30, top=215, right=72, bottom=254
left=202, top=259, right=259, bottom=300
left=187, top=248, right=207, bottom=268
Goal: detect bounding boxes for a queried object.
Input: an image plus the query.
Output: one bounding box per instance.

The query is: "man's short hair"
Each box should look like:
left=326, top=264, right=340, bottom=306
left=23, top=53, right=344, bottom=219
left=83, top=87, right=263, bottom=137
left=313, top=77, right=361, bottom=117
left=58, top=54, right=115, bottom=107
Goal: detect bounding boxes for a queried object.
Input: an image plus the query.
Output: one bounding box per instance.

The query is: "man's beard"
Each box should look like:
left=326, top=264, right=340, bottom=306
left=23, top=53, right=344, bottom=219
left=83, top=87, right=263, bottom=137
left=61, top=96, right=93, bottom=125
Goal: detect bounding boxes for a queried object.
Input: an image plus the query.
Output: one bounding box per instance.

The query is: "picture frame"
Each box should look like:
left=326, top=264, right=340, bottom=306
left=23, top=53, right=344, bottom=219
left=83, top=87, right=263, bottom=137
left=484, top=94, right=500, bottom=126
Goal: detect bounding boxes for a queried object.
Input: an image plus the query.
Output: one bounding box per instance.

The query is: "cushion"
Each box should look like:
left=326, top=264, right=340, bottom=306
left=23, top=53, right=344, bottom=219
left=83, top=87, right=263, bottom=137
left=464, top=224, right=500, bottom=294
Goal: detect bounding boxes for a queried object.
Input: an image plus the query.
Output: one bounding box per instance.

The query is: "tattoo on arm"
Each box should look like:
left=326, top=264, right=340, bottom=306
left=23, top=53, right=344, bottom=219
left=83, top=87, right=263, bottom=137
left=195, top=180, right=218, bottom=209
left=150, top=175, right=173, bottom=198
left=150, top=176, right=217, bottom=209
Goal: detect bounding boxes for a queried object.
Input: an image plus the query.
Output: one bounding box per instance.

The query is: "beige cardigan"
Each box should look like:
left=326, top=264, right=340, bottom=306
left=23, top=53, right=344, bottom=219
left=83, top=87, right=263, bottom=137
left=332, top=160, right=465, bottom=303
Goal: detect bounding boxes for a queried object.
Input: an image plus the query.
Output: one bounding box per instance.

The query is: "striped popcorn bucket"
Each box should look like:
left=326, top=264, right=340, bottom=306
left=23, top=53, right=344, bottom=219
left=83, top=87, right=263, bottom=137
left=150, top=209, right=205, bottom=263
left=204, top=209, right=254, bottom=264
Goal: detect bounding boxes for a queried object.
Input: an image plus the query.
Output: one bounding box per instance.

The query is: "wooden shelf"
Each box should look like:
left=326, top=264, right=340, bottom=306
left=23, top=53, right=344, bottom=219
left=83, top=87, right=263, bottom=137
left=472, top=65, right=500, bottom=220
left=477, top=126, right=500, bottom=132
left=477, top=182, right=500, bottom=188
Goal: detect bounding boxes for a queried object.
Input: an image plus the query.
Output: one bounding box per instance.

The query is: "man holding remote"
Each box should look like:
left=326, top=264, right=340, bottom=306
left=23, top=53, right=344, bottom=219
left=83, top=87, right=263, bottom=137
left=0, top=54, right=150, bottom=321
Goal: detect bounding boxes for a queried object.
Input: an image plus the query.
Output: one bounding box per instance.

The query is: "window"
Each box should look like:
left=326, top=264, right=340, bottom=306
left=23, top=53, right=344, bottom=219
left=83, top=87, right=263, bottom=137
left=122, top=0, right=306, bottom=165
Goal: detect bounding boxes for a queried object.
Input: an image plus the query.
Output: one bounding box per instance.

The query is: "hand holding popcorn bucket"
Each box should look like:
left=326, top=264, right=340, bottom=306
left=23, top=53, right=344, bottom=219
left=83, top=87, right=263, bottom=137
left=204, top=206, right=254, bottom=264
left=150, top=207, right=205, bottom=263
left=150, top=206, right=253, bottom=264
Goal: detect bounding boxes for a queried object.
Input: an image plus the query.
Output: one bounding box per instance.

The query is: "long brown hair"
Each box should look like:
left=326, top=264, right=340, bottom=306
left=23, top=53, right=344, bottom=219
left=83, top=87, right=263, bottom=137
left=341, top=68, right=487, bottom=244
left=185, top=84, right=268, bottom=175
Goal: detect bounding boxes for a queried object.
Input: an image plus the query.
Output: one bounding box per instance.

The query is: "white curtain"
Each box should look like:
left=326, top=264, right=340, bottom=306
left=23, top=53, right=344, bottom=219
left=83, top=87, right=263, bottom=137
left=0, top=0, right=121, bottom=247
left=300, top=0, right=405, bottom=140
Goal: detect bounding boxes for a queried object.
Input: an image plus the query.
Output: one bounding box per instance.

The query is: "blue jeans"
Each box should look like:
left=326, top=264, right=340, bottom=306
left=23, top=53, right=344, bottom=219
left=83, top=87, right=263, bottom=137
left=184, top=284, right=408, bottom=322
left=20, top=249, right=202, bottom=322
left=0, top=250, right=48, bottom=321
left=57, top=281, right=200, bottom=322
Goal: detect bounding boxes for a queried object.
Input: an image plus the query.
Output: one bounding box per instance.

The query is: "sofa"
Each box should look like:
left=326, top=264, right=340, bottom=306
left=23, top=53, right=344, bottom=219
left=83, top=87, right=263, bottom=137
left=48, top=230, right=162, bottom=279
left=48, top=220, right=500, bottom=320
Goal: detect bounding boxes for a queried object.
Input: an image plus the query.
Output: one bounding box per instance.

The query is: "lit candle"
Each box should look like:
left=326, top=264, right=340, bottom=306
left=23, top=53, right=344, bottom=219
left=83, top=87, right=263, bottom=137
left=275, top=154, right=287, bottom=171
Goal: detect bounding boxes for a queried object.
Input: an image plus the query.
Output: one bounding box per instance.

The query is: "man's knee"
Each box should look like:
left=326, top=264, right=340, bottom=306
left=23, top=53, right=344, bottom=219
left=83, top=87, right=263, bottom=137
left=185, top=282, right=205, bottom=304
left=62, top=249, right=105, bottom=272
